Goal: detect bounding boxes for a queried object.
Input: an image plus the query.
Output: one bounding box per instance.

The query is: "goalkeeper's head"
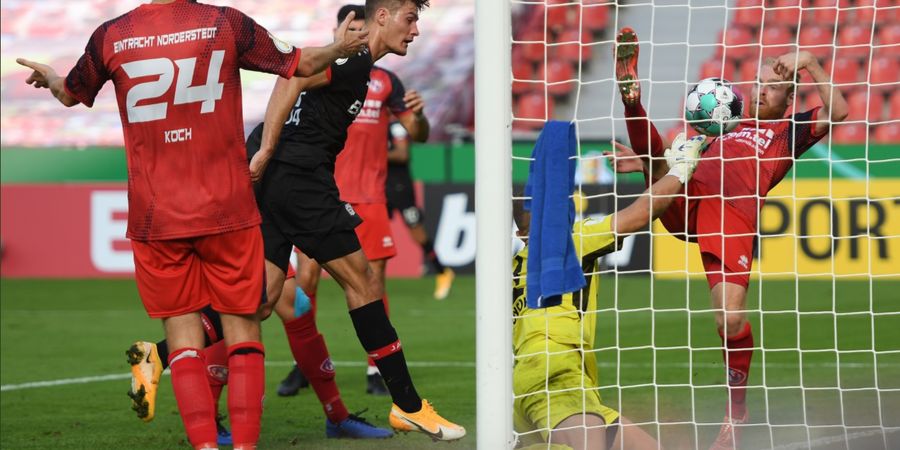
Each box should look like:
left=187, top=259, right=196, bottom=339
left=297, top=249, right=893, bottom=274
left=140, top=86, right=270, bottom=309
left=513, top=198, right=530, bottom=238
left=750, top=57, right=796, bottom=120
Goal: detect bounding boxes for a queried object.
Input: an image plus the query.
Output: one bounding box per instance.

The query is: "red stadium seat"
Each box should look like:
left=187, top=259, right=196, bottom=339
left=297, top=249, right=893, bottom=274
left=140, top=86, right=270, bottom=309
left=733, top=6, right=764, bottom=29
left=765, top=0, right=801, bottom=28
left=831, top=123, right=868, bottom=143
left=836, top=23, right=873, bottom=59
left=514, top=94, right=555, bottom=130
left=582, top=4, right=609, bottom=33
left=798, top=25, right=835, bottom=60
left=869, top=55, right=899, bottom=89
left=824, top=57, right=863, bottom=89
left=700, top=59, right=737, bottom=81
left=853, top=0, right=876, bottom=25
left=889, top=92, right=900, bottom=121
left=517, top=30, right=546, bottom=64
left=720, top=27, right=760, bottom=62
left=541, top=60, right=576, bottom=97
left=761, top=26, right=797, bottom=58
left=806, top=0, right=837, bottom=27
left=550, top=30, right=592, bottom=63
left=547, top=2, right=580, bottom=33
left=876, top=25, right=900, bottom=56
left=512, top=55, right=539, bottom=96
left=873, top=1, right=898, bottom=27
left=872, top=123, right=900, bottom=144
left=845, top=90, right=884, bottom=121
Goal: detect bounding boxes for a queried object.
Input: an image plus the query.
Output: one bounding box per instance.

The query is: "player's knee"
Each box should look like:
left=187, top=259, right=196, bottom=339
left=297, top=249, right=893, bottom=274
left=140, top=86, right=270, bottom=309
left=721, top=312, right=747, bottom=337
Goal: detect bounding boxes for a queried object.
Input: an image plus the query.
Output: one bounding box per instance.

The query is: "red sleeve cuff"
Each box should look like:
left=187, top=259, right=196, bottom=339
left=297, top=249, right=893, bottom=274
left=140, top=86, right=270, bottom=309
left=325, top=66, right=332, bottom=82
left=283, top=47, right=301, bottom=78
left=63, top=78, right=91, bottom=107
left=395, top=109, right=413, bottom=117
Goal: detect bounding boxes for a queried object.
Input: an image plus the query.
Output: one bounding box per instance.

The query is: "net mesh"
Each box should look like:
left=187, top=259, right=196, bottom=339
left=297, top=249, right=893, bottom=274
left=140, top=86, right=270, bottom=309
left=508, top=1, right=899, bottom=448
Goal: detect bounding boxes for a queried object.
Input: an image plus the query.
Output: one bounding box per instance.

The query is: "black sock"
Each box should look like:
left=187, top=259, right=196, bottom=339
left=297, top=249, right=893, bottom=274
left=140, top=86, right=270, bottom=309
left=199, top=305, right=224, bottom=345
left=423, top=240, right=445, bottom=273
left=156, top=340, right=170, bottom=370
left=156, top=306, right=222, bottom=371
left=349, top=300, right=422, bottom=413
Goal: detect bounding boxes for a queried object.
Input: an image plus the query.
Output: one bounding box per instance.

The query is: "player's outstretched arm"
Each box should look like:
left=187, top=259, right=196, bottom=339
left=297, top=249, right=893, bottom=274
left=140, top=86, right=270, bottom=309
left=611, top=133, right=705, bottom=235
left=295, top=11, right=368, bottom=77
left=16, top=59, right=78, bottom=107
left=772, top=51, right=848, bottom=136
left=250, top=73, right=329, bottom=182
left=397, top=90, right=430, bottom=142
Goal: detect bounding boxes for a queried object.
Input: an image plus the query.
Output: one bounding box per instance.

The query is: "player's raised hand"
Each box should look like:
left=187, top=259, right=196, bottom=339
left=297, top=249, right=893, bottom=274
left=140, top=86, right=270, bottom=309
left=664, top=132, right=706, bottom=183
left=404, top=90, right=425, bottom=115
left=602, top=141, right=644, bottom=174
left=334, top=11, right=369, bottom=57
left=772, top=52, right=814, bottom=81
left=16, top=58, right=58, bottom=89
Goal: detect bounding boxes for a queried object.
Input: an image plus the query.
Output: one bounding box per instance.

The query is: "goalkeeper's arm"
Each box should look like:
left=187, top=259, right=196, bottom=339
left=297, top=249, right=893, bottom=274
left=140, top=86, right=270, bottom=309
left=610, top=133, right=704, bottom=235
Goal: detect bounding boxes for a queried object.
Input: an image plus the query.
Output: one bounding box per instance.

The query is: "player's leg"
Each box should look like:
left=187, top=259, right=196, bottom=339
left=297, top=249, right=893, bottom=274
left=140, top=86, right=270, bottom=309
left=277, top=254, right=317, bottom=396
left=198, top=227, right=270, bottom=450
left=131, top=238, right=219, bottom=449
left=317, top=246, right=465, bottom=441
left=611, top=416, right=663, bottom=450
left=365, top=257, right=391, bottom=396
left=614, top=26, right=669, bottom=183
left=549, top=413, right=607, bottom=450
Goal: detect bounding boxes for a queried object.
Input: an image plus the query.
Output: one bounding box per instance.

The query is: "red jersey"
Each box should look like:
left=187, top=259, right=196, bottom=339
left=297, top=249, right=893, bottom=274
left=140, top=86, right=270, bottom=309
left=64, top=0, right=300, bottom=240
left=681, top=108, right=826, bottom=231
left=334, top=66, right=411, bottom=204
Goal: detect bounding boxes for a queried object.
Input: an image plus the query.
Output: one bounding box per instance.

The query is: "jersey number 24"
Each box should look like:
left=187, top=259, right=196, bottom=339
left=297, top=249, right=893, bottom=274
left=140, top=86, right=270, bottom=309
left=122, top=50, right=225, bottom=124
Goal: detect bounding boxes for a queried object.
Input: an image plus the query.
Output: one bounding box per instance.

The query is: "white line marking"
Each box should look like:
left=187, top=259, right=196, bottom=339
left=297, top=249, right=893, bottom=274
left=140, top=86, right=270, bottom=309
left=3, top=360, right=897, bottom=392
left=770, top=428, right=899, bottom=450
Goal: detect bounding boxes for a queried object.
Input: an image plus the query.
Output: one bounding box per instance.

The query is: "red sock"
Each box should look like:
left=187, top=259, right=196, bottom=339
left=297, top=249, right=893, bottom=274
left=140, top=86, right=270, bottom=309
left=203, top=341, right=228, bottom=412
left=227, top=342, right=266, bottom=448
left=367, top=294, right=389, bottom=369
left=283, top=314, right=349, bottom=423
left=719, top=322, right=754, bottom=418
left=623, top=102, right=665, bottom=159
left=169, top=348, right=217, bottom=449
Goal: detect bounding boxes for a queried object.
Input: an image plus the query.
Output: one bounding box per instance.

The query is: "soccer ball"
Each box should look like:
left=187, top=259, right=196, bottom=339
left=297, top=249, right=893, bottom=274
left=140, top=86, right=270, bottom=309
left=684, top=78, right=743, bottom=136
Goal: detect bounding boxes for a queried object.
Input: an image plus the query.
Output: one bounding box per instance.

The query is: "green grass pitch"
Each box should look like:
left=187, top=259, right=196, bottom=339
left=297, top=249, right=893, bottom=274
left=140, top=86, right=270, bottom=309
left=2, top=276, right=898, bottom=449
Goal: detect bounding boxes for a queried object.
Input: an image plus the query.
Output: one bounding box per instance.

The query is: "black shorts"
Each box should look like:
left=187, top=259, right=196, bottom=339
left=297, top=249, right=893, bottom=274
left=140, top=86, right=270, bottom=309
left=386, top=166, right=423, bottom=227
left=255, top=160, right=362, bottom=273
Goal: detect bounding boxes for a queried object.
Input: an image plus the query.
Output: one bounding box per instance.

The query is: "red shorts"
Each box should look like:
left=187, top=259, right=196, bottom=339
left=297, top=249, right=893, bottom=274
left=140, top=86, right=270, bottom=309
left=132, top=227, right=266, bottom=318
left=353, top=203, right=397, bottom=261
left=694, top=200, right=755, bottom=289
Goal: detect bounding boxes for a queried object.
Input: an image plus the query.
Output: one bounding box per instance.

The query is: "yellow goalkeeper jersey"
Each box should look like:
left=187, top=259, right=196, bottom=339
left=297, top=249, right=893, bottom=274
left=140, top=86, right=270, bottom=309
left=512, top=216, right=620, bottom=353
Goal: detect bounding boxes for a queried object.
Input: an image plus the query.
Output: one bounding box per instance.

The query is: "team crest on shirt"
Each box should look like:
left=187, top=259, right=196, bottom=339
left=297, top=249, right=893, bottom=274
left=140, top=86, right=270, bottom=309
left=335, top=57, right=349, bottom=65
left=268, top=32, right=294, bottom=54
left=368, top=79, right=383, bottom=93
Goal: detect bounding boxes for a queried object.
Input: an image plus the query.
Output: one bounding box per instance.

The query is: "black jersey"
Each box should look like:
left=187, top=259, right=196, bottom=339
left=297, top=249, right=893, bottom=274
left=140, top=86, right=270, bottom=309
left=274, top=48, right=373, bottom=168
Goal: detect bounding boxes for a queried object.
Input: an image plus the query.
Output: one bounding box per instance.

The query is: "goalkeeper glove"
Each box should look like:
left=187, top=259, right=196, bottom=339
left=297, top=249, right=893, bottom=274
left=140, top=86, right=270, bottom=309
left=664, top=132, right=707, bottom=184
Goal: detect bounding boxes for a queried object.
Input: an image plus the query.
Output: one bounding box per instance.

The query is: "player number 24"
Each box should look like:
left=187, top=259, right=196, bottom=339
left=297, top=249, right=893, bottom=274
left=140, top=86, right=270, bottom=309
left=122, top=50, right=225, bottom=124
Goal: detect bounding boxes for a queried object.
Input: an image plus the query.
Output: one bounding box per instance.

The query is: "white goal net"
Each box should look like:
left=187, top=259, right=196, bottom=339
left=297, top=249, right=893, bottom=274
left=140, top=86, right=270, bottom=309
left=475, top=1, right=899, bottom=449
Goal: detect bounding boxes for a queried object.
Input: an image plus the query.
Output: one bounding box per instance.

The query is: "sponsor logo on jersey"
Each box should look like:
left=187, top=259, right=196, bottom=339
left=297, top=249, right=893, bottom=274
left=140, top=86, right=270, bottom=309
left=268, top=32, right=294, bottom=54
left=722, top=127, right=775, bottom=153
left=207, top=365, right=229, bottom=383
left=347, top=100, right=363, bottom=116
left=344, top=203, right=357, bottom=216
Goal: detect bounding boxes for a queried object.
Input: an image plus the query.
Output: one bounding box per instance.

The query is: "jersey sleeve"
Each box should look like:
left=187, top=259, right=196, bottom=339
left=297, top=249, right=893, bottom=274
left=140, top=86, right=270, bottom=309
left=223, top=7, right=299, bottom=78
left=64, top=25, right=110, bottom=108
left=385, top=70, right=409, bottom=116
left=789, top=107, right=826, bottom=158
left=572, top=216, right=620, bottom=260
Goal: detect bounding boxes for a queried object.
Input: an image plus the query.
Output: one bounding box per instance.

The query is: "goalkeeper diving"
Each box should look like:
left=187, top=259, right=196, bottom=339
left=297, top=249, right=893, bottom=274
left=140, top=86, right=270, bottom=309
left=512, top=134, right=705, bottom=450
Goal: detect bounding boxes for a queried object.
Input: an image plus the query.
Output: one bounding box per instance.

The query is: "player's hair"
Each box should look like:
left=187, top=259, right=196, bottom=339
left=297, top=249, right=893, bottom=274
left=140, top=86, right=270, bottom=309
left=337, top=4, right=366, bottom=24
left=365, top=0, right=430, bottom=20
left=761, top=56, right=796, bottom=94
